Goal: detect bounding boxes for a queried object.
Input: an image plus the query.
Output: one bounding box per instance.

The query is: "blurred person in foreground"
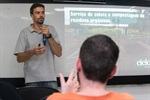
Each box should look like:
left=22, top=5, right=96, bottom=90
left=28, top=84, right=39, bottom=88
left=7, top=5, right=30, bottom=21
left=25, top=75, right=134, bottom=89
left=0, top=81, right=22, bottom=100
left=47, top=34, right=134, bottom=100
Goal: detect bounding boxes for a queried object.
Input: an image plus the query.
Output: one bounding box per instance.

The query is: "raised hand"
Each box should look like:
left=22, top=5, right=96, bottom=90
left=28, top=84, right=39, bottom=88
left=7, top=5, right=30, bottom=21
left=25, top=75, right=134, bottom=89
left=59, top=69, right=80, bottom=94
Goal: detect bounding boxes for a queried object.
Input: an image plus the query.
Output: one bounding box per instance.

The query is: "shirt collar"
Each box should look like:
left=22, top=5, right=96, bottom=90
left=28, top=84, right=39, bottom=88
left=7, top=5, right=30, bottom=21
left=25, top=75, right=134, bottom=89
left=28, top=24, right=36, bottom=33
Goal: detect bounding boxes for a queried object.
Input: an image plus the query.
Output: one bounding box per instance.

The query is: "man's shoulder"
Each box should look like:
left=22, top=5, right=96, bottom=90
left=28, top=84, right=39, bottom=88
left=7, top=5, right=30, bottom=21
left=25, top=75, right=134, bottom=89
left=20, top=25, right=32, bottom=34
left=46, top=92, right=63, bottom=100
left=46, top=92, right=75, bottom=100
left=110, top=91, right=135, bottom=100
left=21, top=26, right=30, bottom=32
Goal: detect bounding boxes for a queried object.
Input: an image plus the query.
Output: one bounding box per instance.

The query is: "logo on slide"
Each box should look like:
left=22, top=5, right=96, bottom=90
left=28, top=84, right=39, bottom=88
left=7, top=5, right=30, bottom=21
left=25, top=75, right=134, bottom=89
left=137, top=59, right=150, bottom=68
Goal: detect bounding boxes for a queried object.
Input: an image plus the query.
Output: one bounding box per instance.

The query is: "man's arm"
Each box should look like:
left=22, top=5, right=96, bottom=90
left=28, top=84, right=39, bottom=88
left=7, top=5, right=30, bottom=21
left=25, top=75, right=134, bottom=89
left=47, top=37, right=62, bottom=57
left=16, top=50, right=34, bottom=63
left=16, top=46, right=45, bottom=63
left=41, top=26, right=62, bottom=57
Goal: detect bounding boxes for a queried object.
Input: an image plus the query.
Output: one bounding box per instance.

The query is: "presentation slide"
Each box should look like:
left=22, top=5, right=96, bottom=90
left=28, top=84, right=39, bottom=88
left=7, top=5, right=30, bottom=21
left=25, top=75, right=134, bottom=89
left=64, top=6, right=150, bottom=76
left=0, top=4, right=149, bottom=77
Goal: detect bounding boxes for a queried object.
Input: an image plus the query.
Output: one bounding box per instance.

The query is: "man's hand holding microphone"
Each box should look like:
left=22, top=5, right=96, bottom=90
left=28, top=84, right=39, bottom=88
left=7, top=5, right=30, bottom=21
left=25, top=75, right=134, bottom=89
left=30, top=25, right=51, bottom=56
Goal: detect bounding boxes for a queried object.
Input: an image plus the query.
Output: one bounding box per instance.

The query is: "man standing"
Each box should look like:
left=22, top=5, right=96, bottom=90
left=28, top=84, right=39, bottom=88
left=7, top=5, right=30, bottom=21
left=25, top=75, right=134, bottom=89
left=14, top=3, right=62, bottom=89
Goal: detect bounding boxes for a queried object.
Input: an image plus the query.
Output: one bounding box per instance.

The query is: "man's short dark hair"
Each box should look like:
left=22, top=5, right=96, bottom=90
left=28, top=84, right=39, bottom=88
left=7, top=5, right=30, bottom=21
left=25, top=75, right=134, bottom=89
left=79, top=34, right=119, bottom=83
left=30, top=3, right=45, bottom=15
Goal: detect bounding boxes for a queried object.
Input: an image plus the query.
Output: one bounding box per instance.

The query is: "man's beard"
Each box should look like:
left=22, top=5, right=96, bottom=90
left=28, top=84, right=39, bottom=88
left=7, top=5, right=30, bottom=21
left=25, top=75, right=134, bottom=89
left=37, top=18, right=44, bottom=24
left=38, top=21, right=44, bottom=24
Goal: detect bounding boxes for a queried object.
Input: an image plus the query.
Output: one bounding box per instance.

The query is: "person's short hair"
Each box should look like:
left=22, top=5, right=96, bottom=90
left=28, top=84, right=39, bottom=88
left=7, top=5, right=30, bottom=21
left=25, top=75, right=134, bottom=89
left=30, top=3, right=45, bottom=15
left=79, top=34, right=119, bottom=83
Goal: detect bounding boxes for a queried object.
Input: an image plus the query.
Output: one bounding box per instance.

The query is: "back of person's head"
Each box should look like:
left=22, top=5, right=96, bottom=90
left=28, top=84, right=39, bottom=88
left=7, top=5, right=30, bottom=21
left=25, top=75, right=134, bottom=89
left=30, top=3, right=45, bottom=15
left=79, top=34, right=119, bottom=83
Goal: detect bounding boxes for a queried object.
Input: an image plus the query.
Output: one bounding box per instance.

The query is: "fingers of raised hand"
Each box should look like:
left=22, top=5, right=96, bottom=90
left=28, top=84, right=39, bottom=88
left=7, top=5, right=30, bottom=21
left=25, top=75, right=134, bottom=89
left=67, top=69, right=75, bottom=82
left=59, top=73, right=65, bottom=87
left=65, top=71, right=80, bottom=93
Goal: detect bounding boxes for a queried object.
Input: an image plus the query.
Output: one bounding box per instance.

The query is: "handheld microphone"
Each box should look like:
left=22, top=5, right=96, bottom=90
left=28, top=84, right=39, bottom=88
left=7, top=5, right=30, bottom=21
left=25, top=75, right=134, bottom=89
left=43, top=34, right=46, bottom=46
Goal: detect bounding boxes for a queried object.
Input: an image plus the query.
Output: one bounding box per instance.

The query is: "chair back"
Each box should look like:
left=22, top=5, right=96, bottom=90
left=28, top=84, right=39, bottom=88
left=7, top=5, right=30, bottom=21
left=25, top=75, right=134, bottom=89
left=17, top=87, right=59, bottom=100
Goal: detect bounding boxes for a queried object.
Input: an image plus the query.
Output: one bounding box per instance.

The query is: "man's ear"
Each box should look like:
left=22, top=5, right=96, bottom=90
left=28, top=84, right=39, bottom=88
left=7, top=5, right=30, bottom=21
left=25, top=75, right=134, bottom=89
left=76, top=57, right=82, bottom=72
left=109, top=65, right=117, bottom=79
